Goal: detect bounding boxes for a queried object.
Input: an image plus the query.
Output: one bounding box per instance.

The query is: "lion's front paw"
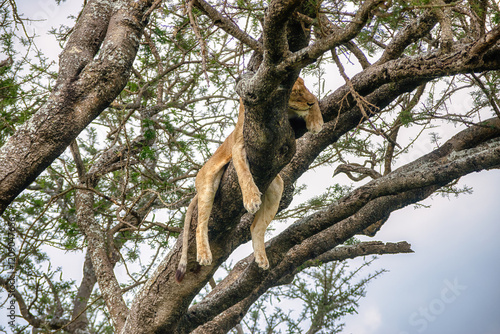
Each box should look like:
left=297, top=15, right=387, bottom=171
left=197, top=248, right=212, bottom=266
left=254, top=251, right=269, bottom=270
left=307, top=120, right=324, bottom=134
left=243, top=187, right=262, bottom=214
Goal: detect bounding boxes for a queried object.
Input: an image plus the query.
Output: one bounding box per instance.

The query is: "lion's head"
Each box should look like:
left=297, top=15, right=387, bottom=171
left=287, top=77, right=323, bottom=135
left=288, top=77, right=317, bottom=117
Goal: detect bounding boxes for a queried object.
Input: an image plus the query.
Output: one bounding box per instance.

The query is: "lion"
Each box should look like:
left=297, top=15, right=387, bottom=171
left=176, top=77, right=323, bottom=282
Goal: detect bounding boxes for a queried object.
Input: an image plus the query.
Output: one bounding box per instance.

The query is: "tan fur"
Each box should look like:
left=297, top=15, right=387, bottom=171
left=176, top=78, right=323, bottom=282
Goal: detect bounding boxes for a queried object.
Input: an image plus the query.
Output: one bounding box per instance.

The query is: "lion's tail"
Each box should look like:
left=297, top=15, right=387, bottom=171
left=176, top=194, right=197, bottom=283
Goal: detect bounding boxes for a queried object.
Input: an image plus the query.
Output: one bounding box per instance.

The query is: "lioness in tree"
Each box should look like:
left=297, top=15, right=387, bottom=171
left=176, top=77, right=323, bottom=282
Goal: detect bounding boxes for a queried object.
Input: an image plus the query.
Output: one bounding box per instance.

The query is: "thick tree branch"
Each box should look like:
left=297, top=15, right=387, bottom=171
left=186, top=187, right=436, bottom=334
left=0, top=0, right=154, bottom=215
left=263, top=0, right=304, bottom=63
left=374, top=6, right=442, bottom=65
left=295, top=241, right=413, bottom=271
left=468, top=24, right=500, bottom=57
left=68, top=252, right=96, bottom=334
left=322, top=43, right=500, bottom=123
left=188, top=241, right=412, bottom=333
left=190, top=300, right=250, bottom=334
left=69, top=183, right=153, bottom=333
left=333, top=163, right=382, bottom=181
left=285, top=25, right=500, bottom=136
left=277, top=0, right=385, bottom=72
left=75, top=189, right=129, bottom=331
left=236, top=9, right=305, bottom=105
left=56, top=0, right=111, bottom=86
left=193, top=0, right=262, bottom=53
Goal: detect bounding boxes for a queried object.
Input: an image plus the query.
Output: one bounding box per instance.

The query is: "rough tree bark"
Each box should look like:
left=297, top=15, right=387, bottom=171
left=0, top=0, right=154, bottom=215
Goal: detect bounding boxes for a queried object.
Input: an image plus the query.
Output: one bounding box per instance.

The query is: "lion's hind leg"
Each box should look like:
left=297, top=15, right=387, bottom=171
left=195, top=164, right=225, bottom=266
left=250, top=174, right=284, bottom=269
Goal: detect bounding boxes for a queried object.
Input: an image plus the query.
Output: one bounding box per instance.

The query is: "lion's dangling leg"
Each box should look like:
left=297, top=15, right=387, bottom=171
left=250, top=174, right=284, bottom=269
left=195, top=164, right=225, bottom=266
left=232, top=132, right=262, bottom=214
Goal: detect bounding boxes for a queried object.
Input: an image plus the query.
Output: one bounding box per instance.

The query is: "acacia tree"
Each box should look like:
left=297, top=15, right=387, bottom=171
left=1, top=0, right=500, bottom=333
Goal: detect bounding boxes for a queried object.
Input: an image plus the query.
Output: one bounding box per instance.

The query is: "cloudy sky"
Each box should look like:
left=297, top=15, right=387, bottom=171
left=7, top=1, right=500, bottom=333
left=342, top=169, right=500, bottom=334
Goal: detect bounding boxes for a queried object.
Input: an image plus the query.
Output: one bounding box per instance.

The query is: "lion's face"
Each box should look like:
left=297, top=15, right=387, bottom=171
left=288, top=77, right=317, bottom=117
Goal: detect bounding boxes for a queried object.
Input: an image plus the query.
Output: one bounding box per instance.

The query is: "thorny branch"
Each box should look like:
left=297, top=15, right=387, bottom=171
left=193, top=0, right=263, bottom=52
left=187, top=0, right=210, bottom=84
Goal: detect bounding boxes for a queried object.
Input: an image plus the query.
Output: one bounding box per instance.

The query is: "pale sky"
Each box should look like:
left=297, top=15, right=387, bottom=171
left=342, top=169, right=500, bottom=334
